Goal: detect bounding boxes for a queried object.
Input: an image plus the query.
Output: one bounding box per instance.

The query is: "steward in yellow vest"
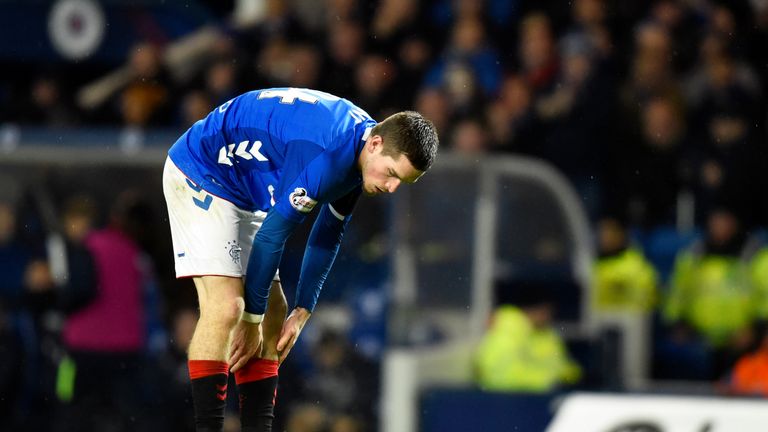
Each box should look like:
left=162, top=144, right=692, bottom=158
left=594, top=218, right=658, bottom=312
left=475, top=284, right=581, bottom=392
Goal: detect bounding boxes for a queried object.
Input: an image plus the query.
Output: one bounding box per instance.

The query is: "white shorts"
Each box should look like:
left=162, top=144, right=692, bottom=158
left=162, top=157, right=278, bottom=280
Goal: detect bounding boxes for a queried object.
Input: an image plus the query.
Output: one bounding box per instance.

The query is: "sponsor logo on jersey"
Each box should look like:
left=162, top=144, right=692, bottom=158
left=289, top=187, right=317, bottom=213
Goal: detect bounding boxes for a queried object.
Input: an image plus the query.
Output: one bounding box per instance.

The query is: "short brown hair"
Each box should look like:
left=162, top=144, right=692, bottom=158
left=371, top=111, right=439, bottom=171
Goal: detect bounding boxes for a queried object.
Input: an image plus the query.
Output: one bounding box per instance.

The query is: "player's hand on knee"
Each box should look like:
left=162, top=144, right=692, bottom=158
left=229, top=320, right=263, bottom=372
left=276, top=307, right=311, bottom=364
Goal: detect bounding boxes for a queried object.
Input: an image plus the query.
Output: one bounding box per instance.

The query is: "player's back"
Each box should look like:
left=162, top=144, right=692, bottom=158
left=169, top=88, right=374, bottom=213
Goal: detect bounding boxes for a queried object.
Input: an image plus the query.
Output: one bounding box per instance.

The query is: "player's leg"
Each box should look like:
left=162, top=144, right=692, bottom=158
left=189, top=276, right=245, bottom=360
left=188, top=275, right=244, bottom=432
left=261, top=280, right=288, bottom=361
left=235, top=280, right=287, bottom=432
left=234, top=208, right=288, bottom=432
left=162, top=157, right=247, bottom=432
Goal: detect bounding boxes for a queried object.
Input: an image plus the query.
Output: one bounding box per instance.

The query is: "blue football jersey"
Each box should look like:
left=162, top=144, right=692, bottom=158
left=168, top=88, right=376, bottom=223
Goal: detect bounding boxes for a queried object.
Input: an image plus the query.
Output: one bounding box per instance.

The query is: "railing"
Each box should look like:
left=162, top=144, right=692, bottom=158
left=383, top=153, right=596, bottom=432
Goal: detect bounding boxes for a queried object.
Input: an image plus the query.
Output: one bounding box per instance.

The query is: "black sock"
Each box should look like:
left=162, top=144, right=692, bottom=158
left=189, top=360, right=229, bottom=432
left=238, top=375, right=279, bottom=432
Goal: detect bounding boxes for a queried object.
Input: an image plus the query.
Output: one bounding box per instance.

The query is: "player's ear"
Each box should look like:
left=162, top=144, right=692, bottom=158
left=368, top=135, right=383, bottom=153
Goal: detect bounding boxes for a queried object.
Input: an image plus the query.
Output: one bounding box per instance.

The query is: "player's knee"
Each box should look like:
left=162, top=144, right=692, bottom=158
left=225, top=296, right=245, bottom=326
left=203, top=296, right=244, bottom=328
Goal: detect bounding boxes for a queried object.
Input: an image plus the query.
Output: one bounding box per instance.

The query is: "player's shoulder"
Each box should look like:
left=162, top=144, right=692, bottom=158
left=252, top=87, right=371, bottom=123
left=230, top=88, right=375, bottom=152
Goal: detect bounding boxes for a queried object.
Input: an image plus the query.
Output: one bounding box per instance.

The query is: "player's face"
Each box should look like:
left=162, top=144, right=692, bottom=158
left=361, top=137, right=424, bottom=196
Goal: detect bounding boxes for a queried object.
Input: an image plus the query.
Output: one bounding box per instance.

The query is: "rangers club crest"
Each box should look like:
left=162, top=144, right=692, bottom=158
left=226, top=240, right=241, bottom=265
left=289, top=187, right=317, bottom=213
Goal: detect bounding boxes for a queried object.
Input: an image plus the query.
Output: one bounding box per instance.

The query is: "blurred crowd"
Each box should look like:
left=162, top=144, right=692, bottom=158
left=4, top=0, right=768, bottom=430
left=0, top=184, right=379, bottom=432
left=6, top=0, right=768, bottom=228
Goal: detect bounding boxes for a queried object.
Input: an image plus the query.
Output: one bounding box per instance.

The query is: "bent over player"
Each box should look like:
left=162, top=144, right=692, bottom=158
left=162, top=87, right=439, bottom=432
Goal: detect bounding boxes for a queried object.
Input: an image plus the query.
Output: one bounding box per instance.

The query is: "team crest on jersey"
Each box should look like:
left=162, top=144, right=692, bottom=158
left=226, top=240, right=241, bottom=265
left=289, top=187, right=317, bottom=213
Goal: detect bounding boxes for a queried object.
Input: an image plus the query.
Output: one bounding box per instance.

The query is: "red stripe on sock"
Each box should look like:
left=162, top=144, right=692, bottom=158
left=234, top=358, right=279, bottom=385
left=188, top=360, right=229, bottom=380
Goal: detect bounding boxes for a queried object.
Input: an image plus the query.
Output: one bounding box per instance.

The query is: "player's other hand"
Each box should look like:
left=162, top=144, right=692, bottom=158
left=229, top=320, right=263, bottom=372
left=276, top=307, right=311, bottom=364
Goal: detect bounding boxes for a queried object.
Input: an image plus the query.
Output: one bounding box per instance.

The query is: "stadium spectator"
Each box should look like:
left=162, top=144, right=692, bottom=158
left=0, top=194, right=32, bottom=428
left=369, top=0, right=422, bottom=56
left=531, top=30, right=614, bottom=216
left=353, top=54, right=403, bottom=118
left=256, top=42, right=323, bottom=91
left=424, top=15, right=502, bottom=100
left=723, top=323, right=768, bottom=397
left=619, top=23, right=683, bottom=129
left=684, top=45, right=763, bottom=225
left=486, top=74, right=540, bottom=152
left=16, top=76, right=78, bottom=127
left=683, top=33, right=761, bottom=111
left=750, top=244, right=768, bottom=321
left=58, top=191, right=157, bottom=432
left=592, top=217, right=658, bottom=313
left=204, top=59, right=242, bottom=107
left=414, top=87, right=452, bottom=139
left=117, top=42, right=174, bottom=127
left=608, top=95, right=689, bottom=227
left=662, top=207, right=763, bottom=379
left=299, top=329, right=378, bottom=429
left=645, top=0, right=702, bottom=73
left=234, top=0, right=308, bottom=50
left=322, top=20, right=367, bottom=100
left=286, top=45, right=323, bottom=89
left=518, top=13, right=559, bottom=95
left=450, top=117, right=490, bottom=155
left=285, top=403, right=327, bottom=432
left=474, top=280, right=581, bottom=392
left=180, top=90, right=214, bottom=128
left=0, top=185, right=66, bottom=430
left=144, top=306, right=199, bottom=432
left=55, top=195, right=99, bottom=317
left=569, top=0, right=609, bottom=44
left=396, top=35, right=434, bottom=101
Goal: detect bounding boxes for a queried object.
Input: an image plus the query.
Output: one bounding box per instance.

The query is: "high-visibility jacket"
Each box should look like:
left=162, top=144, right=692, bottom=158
left=664, top=251, right=757, bottom=347
left=593, top=247, right=658, bottom=313
left=749, top=248, right=768, bottom=319
left=475, top=306, right=581, bottom=392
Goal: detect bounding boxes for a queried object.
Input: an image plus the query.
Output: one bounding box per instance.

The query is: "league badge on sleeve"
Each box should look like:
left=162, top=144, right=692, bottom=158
left=289, top=187, right=317, bottom=213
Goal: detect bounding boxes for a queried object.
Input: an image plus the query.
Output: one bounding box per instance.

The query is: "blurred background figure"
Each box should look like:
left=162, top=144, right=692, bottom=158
left=518, top=13, right=559, bottom=96
left=608, top=95, right=689, bottom=228
left=58, top=191, right=161, bottom=432
left=16, top=76, right=78, bottom=127
left=179, top=90, right=214, bottom=129
left=450, top=117, right=490, bottom=155
left=353, top=54, right=402, bottom=119
left=474, top=281, right=581, bottom=393
left=723, top=323, right=768, bottom=398
left=144, top=306, right=199, bottom=432
left=295, top=329, right=378, bottom=431
left=592, top=217, right=658, bottom=314
left=116, top=42, right=174, bottom=128
left=322, top=20, right=367, bottom=100
left=0, top=189, right=31, bottom=428
left=660, top=207, right=762, bottom=380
